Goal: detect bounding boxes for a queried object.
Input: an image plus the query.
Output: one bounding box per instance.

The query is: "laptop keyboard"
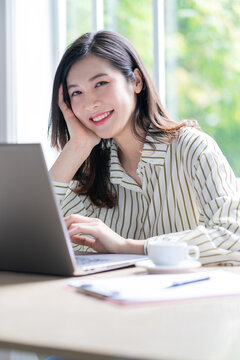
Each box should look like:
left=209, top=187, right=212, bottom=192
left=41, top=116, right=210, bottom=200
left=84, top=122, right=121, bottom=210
left=74, top=253, right=147, bottom=269
left=75, top=256, right=113, bottom=266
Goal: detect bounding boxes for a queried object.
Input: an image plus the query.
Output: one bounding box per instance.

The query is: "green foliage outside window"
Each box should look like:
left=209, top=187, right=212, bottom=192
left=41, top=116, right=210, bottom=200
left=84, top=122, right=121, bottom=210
left=66, top=0, right=91, bottom=43
left=166, top=0, right=240, bottom=175
left=104, top=0, right=153, bottom=76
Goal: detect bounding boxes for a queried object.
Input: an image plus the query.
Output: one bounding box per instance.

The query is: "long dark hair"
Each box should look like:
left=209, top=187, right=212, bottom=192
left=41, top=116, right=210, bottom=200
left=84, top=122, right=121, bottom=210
left=49, top=30, right=194, bottom=208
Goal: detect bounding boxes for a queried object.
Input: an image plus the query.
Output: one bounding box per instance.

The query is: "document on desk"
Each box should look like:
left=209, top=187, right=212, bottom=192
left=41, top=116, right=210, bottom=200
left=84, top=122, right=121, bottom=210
left=68, top=270, right=240, bottom=305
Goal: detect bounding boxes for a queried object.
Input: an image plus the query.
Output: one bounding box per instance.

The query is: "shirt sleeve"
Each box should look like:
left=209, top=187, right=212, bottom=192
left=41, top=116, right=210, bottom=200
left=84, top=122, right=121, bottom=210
left=52, top=181, right=70, bottom=206
left=52, top=180, right=96, bottom=253
left=145, top=133, right=240, bottom=266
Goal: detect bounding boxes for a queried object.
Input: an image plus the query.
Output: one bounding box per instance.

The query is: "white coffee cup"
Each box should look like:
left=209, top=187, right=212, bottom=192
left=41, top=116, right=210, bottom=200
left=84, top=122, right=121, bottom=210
left=148, top=240, right=199, bottom=266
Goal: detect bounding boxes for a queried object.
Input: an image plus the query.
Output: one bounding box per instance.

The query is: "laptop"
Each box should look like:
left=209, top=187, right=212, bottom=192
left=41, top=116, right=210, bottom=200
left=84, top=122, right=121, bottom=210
left=0, top=144, right=146, bottom=276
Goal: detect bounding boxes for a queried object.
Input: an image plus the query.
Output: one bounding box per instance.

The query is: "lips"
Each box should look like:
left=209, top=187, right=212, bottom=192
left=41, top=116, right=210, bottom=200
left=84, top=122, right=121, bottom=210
left=89, top=110, right=114, bottom=126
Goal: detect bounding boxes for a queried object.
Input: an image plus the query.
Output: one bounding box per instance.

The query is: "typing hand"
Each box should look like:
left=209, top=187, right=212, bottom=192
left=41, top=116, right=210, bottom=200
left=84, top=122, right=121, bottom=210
left=64, top=214, right=126, bottom=253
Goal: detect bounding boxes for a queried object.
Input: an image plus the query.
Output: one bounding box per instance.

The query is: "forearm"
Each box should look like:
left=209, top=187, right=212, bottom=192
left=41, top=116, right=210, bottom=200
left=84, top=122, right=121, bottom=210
left=50, top=141, right=92, bottom=183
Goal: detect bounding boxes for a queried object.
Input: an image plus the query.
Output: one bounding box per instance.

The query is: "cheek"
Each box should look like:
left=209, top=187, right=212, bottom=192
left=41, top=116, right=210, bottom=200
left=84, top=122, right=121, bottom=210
left=70, top=100, right=91, bottom=128
left=70, top=99, right=82, bottom=116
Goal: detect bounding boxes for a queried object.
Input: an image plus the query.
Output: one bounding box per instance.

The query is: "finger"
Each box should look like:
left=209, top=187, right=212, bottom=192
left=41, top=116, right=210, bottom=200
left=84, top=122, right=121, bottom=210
left=65, top=214, right=80, bottom=228
left=71, top=235, right=96, bottom=247
left=65, top=215, right=100, bottom=228
left=58, top=84, right=75, bottom=119
left=65, top=214, right=84, bottom=228
left=71, top=235, right=105, bottom=253
left=68, top=222, right=100, bottom=238
left=58, top=84, right=66, bottom=112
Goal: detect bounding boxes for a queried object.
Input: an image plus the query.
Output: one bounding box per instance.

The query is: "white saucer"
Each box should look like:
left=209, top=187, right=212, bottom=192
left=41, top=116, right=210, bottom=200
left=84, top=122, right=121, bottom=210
left=135, top=259, right=201, bottom=274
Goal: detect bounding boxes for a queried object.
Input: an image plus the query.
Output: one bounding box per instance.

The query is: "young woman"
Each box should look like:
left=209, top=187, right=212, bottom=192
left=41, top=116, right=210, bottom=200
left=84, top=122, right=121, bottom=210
left=49, top=30, right=240, bottom=266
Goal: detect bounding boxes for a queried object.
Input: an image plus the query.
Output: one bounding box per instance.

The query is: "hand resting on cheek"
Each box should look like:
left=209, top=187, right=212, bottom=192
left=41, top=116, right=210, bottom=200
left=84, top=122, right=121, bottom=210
left=58, top=84, right=101, bottom=148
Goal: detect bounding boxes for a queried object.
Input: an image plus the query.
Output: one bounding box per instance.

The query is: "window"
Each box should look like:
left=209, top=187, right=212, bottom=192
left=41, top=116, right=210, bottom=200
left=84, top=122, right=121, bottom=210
left=2, top=0, right=239, bottom=175
left=67, top=0, right=92, bottom=42
left=165, top=0, right=240, bottom=175
left=66, top=0, right=154, bottom=76
left=1, top=0, right=65, bottom=167
left=66, top=0, right=240, bottom=176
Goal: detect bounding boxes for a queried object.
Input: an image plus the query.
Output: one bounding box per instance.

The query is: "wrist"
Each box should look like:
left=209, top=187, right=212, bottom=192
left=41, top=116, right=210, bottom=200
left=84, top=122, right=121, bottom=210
left=66, top=139, right=93, bottom=155
left=50, top=141, right=92, bottom=183
left=118, top=238, right=145, bottom=255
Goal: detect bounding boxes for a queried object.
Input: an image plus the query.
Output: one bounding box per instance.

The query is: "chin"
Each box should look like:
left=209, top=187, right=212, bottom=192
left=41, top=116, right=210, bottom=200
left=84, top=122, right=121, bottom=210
left=101, top=134, right=113, bottom=139
left=94, top=130, right=115, bottom=139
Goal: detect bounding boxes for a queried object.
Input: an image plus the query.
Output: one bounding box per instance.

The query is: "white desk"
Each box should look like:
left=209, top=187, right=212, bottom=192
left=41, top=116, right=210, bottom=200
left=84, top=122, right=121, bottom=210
left=1, top=266, right=240, bottom=360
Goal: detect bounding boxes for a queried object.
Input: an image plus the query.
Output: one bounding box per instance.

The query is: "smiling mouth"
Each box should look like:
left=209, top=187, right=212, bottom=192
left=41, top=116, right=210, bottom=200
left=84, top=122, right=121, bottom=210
left=90, top=110, right=114, bottom=125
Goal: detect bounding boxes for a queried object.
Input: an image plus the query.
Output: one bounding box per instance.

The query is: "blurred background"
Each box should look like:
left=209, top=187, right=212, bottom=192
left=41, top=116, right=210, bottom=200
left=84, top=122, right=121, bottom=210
left=1, top=0, right=239, bottom=175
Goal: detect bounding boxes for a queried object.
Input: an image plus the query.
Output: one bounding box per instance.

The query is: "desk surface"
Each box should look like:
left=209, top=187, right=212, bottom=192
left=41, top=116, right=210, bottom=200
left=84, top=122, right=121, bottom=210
left=1, top=266, right=240, bottom=360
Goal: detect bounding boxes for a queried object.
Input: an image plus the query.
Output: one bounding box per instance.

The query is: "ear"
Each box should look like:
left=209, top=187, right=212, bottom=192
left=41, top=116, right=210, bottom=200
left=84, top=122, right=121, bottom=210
left=133, top=68, right=143, bottom=94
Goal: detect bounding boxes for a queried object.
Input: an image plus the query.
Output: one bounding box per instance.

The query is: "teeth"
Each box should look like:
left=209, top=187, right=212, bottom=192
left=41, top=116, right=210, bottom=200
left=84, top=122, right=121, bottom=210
left=92, top=111, right=111, bottom=122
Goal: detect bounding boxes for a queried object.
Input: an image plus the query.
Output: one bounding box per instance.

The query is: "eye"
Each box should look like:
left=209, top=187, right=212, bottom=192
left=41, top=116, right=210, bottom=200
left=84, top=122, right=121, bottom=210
left=95, top=81, right=108, bottom=88
left=71, top=90, right=82, bottom=97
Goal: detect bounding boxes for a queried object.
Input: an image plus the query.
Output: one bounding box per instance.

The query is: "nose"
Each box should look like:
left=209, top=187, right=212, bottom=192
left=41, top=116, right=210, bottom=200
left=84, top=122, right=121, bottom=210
left=85, top=92, right=101, bottom=112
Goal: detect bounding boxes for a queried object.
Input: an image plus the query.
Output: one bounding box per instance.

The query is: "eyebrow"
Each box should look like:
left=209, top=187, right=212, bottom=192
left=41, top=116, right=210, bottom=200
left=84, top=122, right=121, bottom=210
left=68, top=73, right=108, bottom=90
left=89, top=73, right=108, bottom=81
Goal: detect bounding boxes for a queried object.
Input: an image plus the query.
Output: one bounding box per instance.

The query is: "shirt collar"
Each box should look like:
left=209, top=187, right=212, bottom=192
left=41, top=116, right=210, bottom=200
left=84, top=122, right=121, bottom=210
left=140, top=132, right=168, bottom=166
left=109, top=140, right=141, bottom=190
left=109, top=133, right=168, bottom=186
left=109, top=140, right=123, bottom=185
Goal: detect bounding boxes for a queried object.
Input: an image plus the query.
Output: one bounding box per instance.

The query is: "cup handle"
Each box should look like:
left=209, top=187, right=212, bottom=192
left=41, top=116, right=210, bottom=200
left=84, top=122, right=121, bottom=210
left=187, top=246, right=200, bottom=261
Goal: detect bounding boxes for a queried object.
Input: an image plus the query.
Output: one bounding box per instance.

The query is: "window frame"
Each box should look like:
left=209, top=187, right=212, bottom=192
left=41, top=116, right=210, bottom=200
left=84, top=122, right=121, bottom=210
left=0, top=0, right=17, bottom=143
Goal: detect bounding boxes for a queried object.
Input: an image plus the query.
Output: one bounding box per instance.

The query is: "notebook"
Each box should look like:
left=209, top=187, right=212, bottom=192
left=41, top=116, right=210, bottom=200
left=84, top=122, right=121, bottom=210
left=0, top=144, right=146, bottom=276
left=68, top=271, right=240, bottom=305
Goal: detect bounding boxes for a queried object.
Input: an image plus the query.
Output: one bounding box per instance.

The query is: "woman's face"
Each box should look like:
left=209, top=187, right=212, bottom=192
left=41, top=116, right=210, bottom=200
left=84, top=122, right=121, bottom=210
left=66, top=55, right=142, bottom=141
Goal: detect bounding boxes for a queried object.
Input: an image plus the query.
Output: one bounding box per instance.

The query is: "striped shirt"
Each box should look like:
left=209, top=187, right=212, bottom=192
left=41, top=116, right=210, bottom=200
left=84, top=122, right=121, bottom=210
left=53, top=127, right=240, bottom=266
